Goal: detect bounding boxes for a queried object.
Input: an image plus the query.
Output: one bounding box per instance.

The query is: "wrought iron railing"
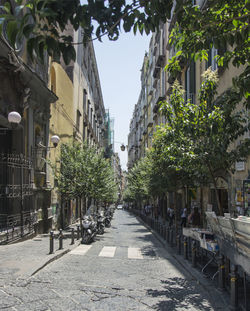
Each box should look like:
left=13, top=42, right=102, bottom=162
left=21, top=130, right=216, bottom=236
left=0, top=153, right=34, bottom=244
left=0, top=211, right=37, bottom=244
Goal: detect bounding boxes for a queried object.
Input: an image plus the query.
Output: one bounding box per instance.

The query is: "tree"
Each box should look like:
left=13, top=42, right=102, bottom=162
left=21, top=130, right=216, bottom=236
left=153, top=69, right=249, bottom=215
left=49, top=141, right=118, bottom=227
left=90, top=152, right=118, bottom=207
left=125, top=157, right=151, bottom=206
left=1, top=1, right=249, bottom=94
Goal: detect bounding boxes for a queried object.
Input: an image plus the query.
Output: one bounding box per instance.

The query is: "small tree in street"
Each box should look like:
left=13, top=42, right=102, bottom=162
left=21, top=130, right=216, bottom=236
left=49, top=141, right=118, bottom=227
left=153, top=69, right=249, bottom=216
left=124, top=157, right=151, bottom=208
left=90, top=152, right=118, bottom=209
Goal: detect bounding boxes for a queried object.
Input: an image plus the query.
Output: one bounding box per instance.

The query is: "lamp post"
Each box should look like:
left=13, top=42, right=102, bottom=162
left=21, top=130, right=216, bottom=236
left=113, top=141, right=127, bottom=152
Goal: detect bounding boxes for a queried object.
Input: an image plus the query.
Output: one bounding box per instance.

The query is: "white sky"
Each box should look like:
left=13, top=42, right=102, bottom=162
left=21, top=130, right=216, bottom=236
left=94, top=32, right=150, bottom=170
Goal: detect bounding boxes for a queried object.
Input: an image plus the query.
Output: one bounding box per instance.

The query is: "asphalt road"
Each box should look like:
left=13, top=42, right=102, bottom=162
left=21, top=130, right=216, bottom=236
left=0, top=210, right=227, bottom=311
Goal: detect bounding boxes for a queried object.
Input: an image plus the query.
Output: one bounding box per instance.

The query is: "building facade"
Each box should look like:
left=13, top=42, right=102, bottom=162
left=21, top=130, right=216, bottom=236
left=128, top=1, right=250, bottom=219
left=47, top=26, right=108, bottom=229
left=0, top=0, right=57, bottom=242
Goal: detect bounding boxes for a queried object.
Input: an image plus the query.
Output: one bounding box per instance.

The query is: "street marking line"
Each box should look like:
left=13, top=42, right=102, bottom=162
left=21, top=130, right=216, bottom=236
left=98, top=246, right=116, bottom=257
left=128, top=247, right=143, bottom=259
left=70, top=244, right=92, bottom=255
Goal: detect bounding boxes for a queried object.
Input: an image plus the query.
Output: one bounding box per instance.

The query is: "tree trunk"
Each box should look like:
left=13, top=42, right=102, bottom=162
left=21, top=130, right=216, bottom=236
left=174, top=191, right=178, bottom=232
left=79, top=196, right=83, bottom=236
left=200, top=187, right=204, bottom=226
left=207, top=163, right=223, bottom=216
left=60, top=194, right=64, bottom=230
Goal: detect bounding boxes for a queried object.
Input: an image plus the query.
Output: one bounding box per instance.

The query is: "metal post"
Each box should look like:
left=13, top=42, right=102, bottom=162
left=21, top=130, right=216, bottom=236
left=177, top=234, right=181, bottom=254
left=170, top=228, right=173, bottom=247
left=230, top=264, right=238, bottom=310
left=59, top=229, right=63, bottom=250
left=77, top=225, right=80, bottom=240
left=71, top=228, right=74, bottom=245
left=191, top=240, right=197, bottom=267
left=218, top=255, right=225, bottom=290
left=184, top=236, right=188, bottom=260
left=20, top=156, right=24, bottom=237
left=163, top=225, right=166, bottom=240
left=166, top=227, right=170, bottom=243
left=49, top=231, right=54, bottom=254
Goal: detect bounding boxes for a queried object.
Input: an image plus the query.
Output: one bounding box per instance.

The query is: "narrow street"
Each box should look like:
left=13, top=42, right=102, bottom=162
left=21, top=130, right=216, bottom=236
left=1, top=210, right=227, bottom=311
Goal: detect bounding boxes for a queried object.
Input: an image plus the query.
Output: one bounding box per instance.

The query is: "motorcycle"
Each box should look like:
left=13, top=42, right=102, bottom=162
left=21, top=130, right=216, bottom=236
left=104, top=209, right=112, bottom=228
left=95, top=212, right=105, bottom=235
left=82, top=215, right=97, bottom=244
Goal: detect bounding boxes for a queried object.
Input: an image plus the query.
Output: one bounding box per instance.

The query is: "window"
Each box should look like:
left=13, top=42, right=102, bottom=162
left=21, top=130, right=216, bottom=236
left=76, top=110, right=81, bottom=131
left=206, top=46, right=218, bottom=71
left=185, top=60, right=196, bottom=104
left=83, top=89, right=87, bottom=114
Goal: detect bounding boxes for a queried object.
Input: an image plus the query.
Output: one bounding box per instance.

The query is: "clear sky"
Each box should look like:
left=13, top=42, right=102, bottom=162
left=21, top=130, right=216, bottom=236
left=93, top=32, right=150, bottom=171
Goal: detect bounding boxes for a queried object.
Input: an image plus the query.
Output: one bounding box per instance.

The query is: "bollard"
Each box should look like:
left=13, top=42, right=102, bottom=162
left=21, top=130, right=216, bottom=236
left=71, top=228, right=75, bottom=245
left=163, top=225, right=166, bottom=240
left=170, top=228, right=174, bottom=247
left=191, top=240, right=197, bottom=267
left=230, top=264, right=238, bottom=310
left=184, top=237, right=188, bottom=260
left=218, top=255, right=225, bottom=290
left=59, top=229, right=63, bottom=250
left=177, top=234, right=181, bottom=255
left=166, top=227, right=170, bottom=243
left=49, top=231, right=54, bottom=254
left=77, top=225, right=80, bottom=240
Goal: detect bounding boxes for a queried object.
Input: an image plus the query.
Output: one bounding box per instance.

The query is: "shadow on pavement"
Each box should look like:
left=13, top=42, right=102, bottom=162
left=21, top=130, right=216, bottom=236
left=147, top=277, right=214, bottom=311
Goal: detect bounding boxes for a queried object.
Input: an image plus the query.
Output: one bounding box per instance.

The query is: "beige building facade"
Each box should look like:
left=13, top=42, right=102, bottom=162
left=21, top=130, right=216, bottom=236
left=128, top=4, right=249, bottom=219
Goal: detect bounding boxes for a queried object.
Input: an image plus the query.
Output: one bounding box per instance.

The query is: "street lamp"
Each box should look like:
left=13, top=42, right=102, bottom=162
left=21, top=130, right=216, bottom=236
left=51, top=135, right=60, bottom=148
left=113, top=141, right=127, bottom=152
left=0, top=111, right=22, bottom=132
left=8, top=111, right=22, bottom=125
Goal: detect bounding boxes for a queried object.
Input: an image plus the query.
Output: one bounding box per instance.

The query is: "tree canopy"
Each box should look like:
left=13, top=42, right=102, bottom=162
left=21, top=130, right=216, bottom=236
left=50, top=141, right=118, bottom=206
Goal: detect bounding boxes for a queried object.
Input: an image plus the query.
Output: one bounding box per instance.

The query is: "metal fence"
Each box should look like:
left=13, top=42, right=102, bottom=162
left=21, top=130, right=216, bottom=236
left=0, top=153, right=34, bottom=244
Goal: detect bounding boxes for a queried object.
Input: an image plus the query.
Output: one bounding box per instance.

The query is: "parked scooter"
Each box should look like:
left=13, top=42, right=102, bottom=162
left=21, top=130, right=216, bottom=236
left=104, top=209, right=112, bottom=228
left=95, top=211, right=105, bottom=235
left=82, top=215, right=97, bottom=244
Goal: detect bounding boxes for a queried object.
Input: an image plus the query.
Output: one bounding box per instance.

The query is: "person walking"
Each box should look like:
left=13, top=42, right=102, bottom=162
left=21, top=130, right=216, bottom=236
left=181, top=206, right=187, bottom=227
left=167, top=206, right=174, bottom=227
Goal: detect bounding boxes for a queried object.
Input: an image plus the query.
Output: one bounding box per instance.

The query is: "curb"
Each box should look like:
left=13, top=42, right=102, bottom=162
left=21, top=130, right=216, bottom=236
left=31, top=240, right=81, bottom=276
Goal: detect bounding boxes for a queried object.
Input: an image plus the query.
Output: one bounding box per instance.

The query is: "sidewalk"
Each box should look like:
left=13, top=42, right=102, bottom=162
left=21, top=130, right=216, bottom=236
left=0, top=224, right=81, bottom=287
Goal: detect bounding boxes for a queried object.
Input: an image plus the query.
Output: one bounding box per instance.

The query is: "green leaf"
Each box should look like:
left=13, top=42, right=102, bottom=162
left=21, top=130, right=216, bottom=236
left=232, top=19, right=239, bottom=28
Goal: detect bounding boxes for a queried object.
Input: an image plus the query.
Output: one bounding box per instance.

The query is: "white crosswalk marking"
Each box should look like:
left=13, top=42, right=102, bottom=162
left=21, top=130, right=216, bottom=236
left=70, top=245, right=144, bottom=259
left=128, top=247, right=143, bottom=259
left=98, top=246, right=116, bottom=257
left=70, top=244, right=92, bottom=255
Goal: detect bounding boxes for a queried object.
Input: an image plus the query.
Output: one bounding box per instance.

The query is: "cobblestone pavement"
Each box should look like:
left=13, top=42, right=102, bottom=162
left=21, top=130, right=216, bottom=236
left=0, top=211, right=229, bottom=311
left=0, top=226, right=81, bottom=287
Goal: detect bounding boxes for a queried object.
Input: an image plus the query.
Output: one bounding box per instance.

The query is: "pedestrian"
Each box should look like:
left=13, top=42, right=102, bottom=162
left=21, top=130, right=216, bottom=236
left=167, top=206, right=174, bottom=227
left=188, top=207, right=201, bottom=227
left=181, top=206, right=187, bottom=227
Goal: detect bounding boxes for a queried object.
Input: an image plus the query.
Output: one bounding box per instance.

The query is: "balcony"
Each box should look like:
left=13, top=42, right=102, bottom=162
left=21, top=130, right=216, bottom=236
left=153, top=66, right=161, bottom=79
left=156, top=54, right=166, bottom=68
left=153, top=96, right=165, bottom=113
